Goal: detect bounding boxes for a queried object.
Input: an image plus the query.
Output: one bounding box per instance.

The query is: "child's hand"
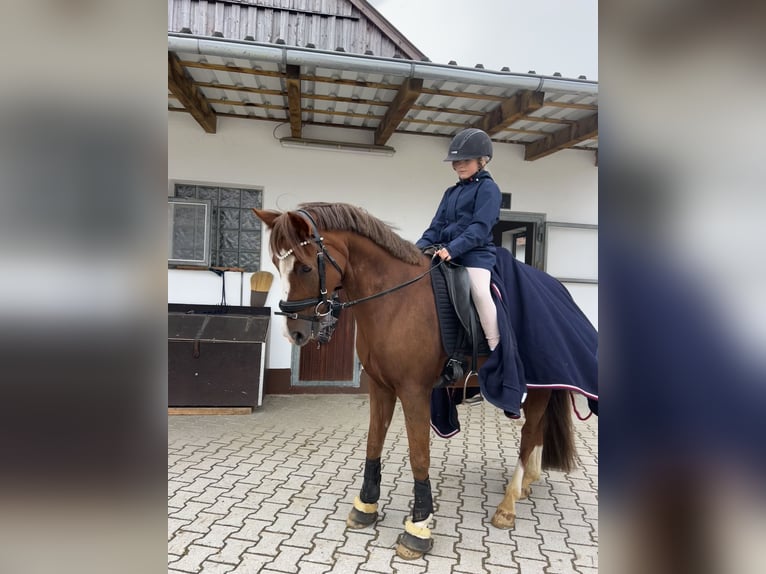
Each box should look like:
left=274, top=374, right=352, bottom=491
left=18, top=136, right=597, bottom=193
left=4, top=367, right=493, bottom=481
left=435, top=248, right=452, bottom=261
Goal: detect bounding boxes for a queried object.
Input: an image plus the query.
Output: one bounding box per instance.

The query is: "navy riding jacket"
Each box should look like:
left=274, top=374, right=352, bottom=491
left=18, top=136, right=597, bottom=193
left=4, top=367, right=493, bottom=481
left=415, top=170, right=501, bottom=270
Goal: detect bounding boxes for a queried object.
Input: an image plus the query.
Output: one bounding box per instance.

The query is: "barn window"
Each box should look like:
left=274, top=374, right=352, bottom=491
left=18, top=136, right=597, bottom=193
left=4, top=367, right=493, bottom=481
left=168, top=198, right=212, bottom=267
left=170, top=184, right=263, bottom=271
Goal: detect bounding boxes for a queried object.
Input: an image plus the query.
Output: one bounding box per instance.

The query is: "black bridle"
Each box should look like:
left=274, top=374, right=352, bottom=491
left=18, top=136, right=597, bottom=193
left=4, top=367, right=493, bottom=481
left=276, top=210, right=442, bottom=341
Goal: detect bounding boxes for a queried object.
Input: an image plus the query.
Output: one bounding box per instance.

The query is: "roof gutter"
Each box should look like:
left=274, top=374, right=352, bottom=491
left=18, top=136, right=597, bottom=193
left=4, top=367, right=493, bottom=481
left=168, top=34, right=598, bottom=95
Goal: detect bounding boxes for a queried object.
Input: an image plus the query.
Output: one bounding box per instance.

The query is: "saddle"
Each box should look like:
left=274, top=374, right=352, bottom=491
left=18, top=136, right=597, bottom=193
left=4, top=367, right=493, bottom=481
left=429, top=259, right=490, bottom=388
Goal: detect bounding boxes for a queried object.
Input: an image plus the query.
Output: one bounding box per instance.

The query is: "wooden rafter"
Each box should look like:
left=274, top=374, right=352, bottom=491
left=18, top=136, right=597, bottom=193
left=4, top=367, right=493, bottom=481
left=374, top=77, right=423, bottom=145
left=285, top=65, right=302, bottom=138
left=473, top=90, right=544, bottom=135
left=168, top=52, right=217, bottom=134
left=542, top=100, right=598, bottom=111
left=169, top=108, right=597, bottom=150
left=524, top=113, right=598, bottom=161
left=179, top=60, right=596, bottom=111
left=170, top=98, right=555, bottom=134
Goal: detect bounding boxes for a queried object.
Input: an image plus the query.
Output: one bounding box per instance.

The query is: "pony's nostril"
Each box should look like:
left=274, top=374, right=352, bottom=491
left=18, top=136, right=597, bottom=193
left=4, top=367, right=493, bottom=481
left=292, top=331, right=304, bottom=344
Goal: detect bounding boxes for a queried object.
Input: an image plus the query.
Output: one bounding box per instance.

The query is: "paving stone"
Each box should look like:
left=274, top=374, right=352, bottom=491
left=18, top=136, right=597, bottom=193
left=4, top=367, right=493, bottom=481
left=169, top=517, right=190, bottom=539
left=513, top=557, right=547, bottom=574
left=302, top=538, right=342, bottom=564
left=226, top=553, right=271, bottom=574
left=168, top=396, right=598, bottom=573
left=208, top=503, right=252, bottom=525
left=329, top=552, right=367, bottom=573
left=169, top=488, right=204, bottom=509
left=207, top=538, right=254, bottom=565
left=540, top=549, right=576, bottom=573
left=185, top=511, right=225, bottom=534
left=484, top=563, right=520, bottom=573
left=510, top=517, right=539, bottom=539
left=423, top=554, right=459, bottom=574
left=456, top=509, right=490, bottom=533
left=266, top=545, right=309, bottom=573
left=295, top=562, right=333, bottom=574
left=192, top=486, right=231, bottom=506
left=197, top=561, right=234, bottom=574
left=196, top=524, right=239, bottom=547
left=168, top=544, right=218, bottom=572
left=296, top=507, right=333, bottom=530
left=370, top=524, right=401, bottom=549
left=562, top=523, right=595, bottom=546
left=343, top=530, right=375, bottom=556
left=356, top=545, right=393, bottom=573
left=387, top=560, right=429, bottom=574
left=229, top=518, right=271, bottom=542
left=169, top=501, right=212, bottom=522
left=453, top=547, right=488, bottom=573
left=569, top=543, right=598, bottom=568
left=168, top=530, right=204, bottom=555
left=534, top=511, right=566, bottom=533
left=513, top=535, right=547, bottom=562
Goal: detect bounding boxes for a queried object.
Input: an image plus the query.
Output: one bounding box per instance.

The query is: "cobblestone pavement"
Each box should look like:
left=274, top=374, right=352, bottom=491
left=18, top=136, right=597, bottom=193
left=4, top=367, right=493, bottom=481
left=169, top=394, right=598, bottom=573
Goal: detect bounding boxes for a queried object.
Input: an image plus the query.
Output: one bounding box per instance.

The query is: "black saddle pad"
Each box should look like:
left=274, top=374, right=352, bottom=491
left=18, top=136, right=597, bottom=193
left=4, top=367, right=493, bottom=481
left=430, top=261, right=490, bottom=358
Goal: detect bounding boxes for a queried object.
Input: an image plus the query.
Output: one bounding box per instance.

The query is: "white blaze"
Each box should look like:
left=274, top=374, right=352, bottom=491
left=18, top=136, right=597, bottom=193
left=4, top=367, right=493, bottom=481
left=278, top=254, right=295, bottom=341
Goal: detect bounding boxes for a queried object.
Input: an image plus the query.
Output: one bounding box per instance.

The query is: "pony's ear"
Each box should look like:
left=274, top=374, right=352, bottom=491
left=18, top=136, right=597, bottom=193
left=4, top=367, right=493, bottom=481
left=253, top=208, right=280, bottom=229
left=287, top=211, right=312, bottom=241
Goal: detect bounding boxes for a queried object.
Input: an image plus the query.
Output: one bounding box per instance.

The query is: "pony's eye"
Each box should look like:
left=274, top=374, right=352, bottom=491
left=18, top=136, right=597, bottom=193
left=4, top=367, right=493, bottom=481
left=300, top=265, right=312, bottom=274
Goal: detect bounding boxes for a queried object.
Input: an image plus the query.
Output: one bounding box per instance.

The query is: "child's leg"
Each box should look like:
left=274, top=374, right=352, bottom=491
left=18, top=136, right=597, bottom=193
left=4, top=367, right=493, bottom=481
left=466, top=267, right=500, bottom=351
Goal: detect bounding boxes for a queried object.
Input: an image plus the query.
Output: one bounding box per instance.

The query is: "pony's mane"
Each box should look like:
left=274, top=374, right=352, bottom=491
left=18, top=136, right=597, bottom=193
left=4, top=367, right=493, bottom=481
left=270, top=202, right=423, bottom=265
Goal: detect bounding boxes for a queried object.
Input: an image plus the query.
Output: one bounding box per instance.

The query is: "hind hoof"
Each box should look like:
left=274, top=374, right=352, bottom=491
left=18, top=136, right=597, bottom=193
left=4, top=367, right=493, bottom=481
left=520, top=486, right=532, bottom=499
left=491, top=508, right=516, bottom=529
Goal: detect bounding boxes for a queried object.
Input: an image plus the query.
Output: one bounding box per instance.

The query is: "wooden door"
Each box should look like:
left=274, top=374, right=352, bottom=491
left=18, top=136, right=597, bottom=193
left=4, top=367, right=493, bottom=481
left=295, top=309, right=357, bottom=384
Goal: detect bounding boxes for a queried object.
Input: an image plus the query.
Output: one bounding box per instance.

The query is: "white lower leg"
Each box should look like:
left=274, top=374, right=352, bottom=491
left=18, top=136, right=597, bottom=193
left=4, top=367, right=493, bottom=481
left=521, top=445, right=542, bottom=496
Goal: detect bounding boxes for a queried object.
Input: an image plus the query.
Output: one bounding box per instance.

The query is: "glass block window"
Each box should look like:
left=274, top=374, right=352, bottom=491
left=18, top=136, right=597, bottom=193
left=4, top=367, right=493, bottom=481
left=168, top=198, right=212, bottom=266
left=173, top=184, right=263, bottom=271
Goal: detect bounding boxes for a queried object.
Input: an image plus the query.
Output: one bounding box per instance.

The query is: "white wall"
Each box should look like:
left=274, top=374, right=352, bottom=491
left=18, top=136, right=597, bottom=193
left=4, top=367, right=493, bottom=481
left=168, top=113, right=598, bottom=369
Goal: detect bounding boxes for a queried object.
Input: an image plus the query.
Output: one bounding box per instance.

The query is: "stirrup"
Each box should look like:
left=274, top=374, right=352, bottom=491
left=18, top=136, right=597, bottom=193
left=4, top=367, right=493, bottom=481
left=463, top=393, right=483, bottom=405
left=461, top=371, right=479, bottom=403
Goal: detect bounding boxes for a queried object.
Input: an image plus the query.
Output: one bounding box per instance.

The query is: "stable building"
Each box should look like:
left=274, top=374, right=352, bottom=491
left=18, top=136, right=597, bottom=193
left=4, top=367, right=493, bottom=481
left=167, top=0, right=598, bottom=407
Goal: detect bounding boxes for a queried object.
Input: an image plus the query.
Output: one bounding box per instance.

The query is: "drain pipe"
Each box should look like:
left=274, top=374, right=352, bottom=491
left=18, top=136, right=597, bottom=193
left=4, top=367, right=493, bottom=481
left=168, top=34, right=597, bottom=95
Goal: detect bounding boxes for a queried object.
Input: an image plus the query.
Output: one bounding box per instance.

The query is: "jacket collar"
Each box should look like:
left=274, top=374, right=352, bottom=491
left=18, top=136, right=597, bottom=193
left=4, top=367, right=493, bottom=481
left=456, top=169, right=492, bottom=185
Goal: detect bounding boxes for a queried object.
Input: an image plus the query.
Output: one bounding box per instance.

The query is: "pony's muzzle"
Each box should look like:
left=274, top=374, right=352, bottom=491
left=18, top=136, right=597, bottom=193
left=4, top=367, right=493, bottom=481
left=285, top=320, right=312, bottom=346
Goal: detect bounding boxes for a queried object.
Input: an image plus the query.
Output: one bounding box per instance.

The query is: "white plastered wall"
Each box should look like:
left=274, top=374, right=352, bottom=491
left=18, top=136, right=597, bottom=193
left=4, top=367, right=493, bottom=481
left=168, top=113, right=598, bottom=369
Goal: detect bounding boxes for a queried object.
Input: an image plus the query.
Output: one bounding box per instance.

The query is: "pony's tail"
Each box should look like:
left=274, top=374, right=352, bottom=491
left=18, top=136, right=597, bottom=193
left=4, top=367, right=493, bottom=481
left=541, top=390, right=577, bottom=472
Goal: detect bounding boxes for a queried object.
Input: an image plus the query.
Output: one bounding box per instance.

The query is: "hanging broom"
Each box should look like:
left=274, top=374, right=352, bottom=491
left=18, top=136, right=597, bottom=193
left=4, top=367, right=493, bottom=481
left=250, top=271, right=274, bottom=307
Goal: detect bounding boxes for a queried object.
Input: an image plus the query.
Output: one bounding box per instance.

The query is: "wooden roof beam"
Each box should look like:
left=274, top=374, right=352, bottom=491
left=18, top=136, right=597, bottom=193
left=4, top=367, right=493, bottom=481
left=285, top=65, right=302, bottom=138
left=524, top=113, right=598, bottom=161
left=374, top=77, right=423, bottom=146
left=168, top=52, right=217, bottom=134
left=474, top=90, right=545, bottom=135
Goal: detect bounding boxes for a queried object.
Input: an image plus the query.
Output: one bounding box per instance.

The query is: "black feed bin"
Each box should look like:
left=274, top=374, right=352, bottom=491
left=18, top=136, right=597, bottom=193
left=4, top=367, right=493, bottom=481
left=168, top=304, right=270, bottom=411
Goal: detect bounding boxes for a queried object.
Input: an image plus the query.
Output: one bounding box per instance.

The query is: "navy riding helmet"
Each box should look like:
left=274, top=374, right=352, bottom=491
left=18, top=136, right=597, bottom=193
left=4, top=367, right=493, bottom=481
left=443, top=128, right=493, bottom=161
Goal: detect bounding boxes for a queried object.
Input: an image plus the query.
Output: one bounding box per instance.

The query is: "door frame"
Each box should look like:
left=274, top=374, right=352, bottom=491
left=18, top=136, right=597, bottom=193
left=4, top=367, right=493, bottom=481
left=289, top=332, right=362, bottom=387
left=496, top=211, right=547, bottom=270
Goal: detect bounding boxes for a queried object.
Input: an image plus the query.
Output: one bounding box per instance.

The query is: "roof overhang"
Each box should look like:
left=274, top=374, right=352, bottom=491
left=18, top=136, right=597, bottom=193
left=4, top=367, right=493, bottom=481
left=168, top=34, right=598, bottom=161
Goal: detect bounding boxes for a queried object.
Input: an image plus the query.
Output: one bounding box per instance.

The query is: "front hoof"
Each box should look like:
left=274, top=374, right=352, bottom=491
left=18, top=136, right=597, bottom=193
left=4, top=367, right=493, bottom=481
left=346, top=507, right=378, bottom=529
left=396, top=532, right=432, bottom=560
left=491, top=508, right=516, bottom=529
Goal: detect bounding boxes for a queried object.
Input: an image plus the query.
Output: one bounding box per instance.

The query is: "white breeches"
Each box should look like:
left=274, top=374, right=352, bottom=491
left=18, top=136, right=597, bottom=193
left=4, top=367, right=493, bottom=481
left=466, top=267, right=500, bottom=351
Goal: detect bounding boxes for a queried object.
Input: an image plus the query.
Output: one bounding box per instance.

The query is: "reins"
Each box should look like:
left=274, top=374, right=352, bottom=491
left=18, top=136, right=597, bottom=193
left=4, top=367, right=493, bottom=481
left=276, top=209, right=443, bottom=325
left=334, top=259, right=443, bottom=311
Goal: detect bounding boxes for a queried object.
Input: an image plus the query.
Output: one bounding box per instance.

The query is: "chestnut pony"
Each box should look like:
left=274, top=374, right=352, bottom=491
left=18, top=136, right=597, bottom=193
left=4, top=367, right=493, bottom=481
left=254, top=203, right=576, bottom=560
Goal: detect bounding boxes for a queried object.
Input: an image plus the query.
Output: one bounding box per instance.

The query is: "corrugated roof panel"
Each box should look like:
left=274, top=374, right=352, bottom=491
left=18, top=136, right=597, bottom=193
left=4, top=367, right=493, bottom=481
left=169, top=39, right=596, bottom=156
